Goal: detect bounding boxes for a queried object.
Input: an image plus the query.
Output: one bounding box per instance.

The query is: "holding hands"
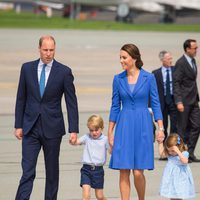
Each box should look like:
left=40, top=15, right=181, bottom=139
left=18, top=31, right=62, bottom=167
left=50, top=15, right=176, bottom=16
left=69, top=132, right=77, bottom=145
left=156, top=120, right=165, bottom=143
left=156, top=129, right=165, bottom=143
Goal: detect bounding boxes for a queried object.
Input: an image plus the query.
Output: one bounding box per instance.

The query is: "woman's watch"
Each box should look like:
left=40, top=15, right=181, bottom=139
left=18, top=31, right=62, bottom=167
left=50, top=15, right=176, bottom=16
left=158, top=127, right=164, bottom=131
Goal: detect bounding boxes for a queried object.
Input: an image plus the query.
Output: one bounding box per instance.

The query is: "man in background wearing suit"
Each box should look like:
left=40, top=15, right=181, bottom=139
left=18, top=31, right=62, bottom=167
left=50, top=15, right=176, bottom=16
left=153, top=51, right=177, bottom=157
left=173, top=39, right=200, bottom=163
left=14, top=35, right=79, bottom=199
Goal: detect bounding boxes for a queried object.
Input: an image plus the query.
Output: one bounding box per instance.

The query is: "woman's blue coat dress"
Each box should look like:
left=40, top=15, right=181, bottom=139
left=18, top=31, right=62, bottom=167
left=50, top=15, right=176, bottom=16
left=109, top=69, right=163, bottom=170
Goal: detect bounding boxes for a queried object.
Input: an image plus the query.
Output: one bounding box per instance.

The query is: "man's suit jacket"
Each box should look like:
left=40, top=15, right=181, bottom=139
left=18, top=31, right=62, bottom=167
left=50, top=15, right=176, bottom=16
left=15, top=59, right=79, bottom=138
left=173, top=55, right=199, bottom=106
left=152, top=67, right=175, bottom=111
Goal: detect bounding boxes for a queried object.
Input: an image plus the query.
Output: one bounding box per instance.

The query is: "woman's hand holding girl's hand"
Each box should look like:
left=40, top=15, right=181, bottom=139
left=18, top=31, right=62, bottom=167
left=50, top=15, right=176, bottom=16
left=156, top=130, right=165, bottom=143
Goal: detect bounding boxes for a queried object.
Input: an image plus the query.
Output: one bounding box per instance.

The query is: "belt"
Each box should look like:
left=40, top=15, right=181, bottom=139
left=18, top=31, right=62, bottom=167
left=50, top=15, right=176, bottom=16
left=83, top=164, right=103, bottom=171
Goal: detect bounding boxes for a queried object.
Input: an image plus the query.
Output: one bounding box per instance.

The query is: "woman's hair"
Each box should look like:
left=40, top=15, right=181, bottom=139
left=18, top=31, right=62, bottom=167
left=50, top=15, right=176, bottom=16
left=87, top=115, right=104, bottom=130
left=164, top=133, right=187, bottom=155
left=121, top=44, right=143, bottom=69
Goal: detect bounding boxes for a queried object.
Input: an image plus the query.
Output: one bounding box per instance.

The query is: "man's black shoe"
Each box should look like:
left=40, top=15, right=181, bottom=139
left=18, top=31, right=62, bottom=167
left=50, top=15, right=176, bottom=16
left=189, top=156, right=200, bottom=163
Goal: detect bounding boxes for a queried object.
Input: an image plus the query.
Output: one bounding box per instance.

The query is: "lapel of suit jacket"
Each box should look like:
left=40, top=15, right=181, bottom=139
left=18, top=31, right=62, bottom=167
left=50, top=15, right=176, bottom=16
left=118, top=70, right=132, bottom=98
left=118, top=69, right=148, bottom=100
left=183, top=56, right=197, bottom=78
left=132, top=69, right=147, bottom=99
left=43, top=60, right=59, bottom=97
left=32, top=59, right=41, bottom=100
left=157, top=68, right=164, bottom=90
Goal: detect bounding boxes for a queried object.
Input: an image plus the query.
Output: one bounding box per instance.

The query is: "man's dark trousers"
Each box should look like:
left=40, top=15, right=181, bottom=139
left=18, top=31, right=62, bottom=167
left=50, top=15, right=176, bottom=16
left=177, top=103, right=200, bottom=157
left=15, top=117, right=62, bottom=200
left=163, top=98, right=177, bottom=139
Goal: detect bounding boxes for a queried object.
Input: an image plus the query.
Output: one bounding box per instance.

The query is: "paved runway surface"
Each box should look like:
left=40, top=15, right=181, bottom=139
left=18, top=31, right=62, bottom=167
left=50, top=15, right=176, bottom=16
left=0, top=29, right=199, bottom=199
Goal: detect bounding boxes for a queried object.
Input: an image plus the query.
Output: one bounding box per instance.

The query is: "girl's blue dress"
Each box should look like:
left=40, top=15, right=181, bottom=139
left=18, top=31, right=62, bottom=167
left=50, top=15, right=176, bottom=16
left=160, top=151, right=195, bottom=199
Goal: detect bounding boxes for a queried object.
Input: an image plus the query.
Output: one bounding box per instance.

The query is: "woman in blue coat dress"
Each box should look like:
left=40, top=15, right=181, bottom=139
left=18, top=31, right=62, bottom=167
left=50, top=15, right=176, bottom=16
left=108, top=44, right=165, bottom=200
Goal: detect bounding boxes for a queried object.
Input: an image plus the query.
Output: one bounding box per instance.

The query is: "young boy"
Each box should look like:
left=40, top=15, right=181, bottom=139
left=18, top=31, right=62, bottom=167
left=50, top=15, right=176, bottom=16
left=71, top=114, right=108, bottom=200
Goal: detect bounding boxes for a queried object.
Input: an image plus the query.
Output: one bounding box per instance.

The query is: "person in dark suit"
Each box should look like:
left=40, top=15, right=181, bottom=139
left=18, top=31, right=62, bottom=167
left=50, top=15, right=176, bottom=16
left=152, top=51, right=177, bottom=142
left=173, top=39, right=200, bottom=163
left=14, top=35, right=79, bottom=200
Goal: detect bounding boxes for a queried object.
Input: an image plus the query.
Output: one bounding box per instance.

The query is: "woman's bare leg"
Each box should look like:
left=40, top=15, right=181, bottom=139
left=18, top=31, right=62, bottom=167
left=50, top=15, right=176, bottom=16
left=133, top=170, right=145, bottom=200
left=120, top=169, right=131, bottom=200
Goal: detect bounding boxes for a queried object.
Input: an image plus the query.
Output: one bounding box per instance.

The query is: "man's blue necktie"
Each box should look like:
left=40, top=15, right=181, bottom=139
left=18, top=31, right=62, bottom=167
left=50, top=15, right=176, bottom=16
left=165, top=69, right=172, bottom=104
left=39, top=64, right=46, bottom=97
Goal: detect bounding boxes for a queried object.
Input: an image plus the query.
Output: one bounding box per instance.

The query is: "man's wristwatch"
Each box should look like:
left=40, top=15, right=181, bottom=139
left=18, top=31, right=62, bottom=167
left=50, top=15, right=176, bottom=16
left=158, top=127, right=165, bottom=131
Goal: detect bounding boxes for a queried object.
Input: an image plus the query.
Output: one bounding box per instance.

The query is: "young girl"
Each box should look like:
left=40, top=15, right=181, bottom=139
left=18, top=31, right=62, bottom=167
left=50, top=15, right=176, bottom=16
left=71, top=115, right=108, bottom=200
left=158, top=133, right=195, bottom=200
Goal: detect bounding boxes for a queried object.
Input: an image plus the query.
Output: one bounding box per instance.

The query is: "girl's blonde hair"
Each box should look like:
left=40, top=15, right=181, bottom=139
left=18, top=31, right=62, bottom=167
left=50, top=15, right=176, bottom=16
left=87, top=115, right=104, bottom=130
left=164, top=133, right=187, bottom=155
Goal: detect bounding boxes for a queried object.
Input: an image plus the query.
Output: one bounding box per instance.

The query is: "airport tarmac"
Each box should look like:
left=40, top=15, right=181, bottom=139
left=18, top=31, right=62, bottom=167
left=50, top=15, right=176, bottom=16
left=0, top=29, right=200, bottom=199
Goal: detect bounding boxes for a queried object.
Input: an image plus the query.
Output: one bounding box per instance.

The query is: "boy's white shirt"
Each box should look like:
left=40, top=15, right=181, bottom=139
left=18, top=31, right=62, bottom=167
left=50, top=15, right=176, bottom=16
left=78, top=133, right=109, bottom=166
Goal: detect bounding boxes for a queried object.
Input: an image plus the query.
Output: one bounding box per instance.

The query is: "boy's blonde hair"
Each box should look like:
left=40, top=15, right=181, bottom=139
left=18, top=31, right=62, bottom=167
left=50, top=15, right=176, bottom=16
left=87, top=115, right=104, bottom=130
left=164, top=133, right=187, bottom=155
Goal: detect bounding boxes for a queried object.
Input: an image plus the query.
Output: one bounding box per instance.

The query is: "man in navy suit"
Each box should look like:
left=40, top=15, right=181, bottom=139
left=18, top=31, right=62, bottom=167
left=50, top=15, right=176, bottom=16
left=173, top=39, right=200, bottom=163
left=14, top=35, right=79, bottom=199
left=153, top=51, right=177, bottom=142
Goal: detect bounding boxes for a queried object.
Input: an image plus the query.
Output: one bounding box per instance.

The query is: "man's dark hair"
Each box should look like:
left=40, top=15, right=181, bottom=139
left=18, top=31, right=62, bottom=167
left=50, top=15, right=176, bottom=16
left=183, top=39, right=196, bottom=52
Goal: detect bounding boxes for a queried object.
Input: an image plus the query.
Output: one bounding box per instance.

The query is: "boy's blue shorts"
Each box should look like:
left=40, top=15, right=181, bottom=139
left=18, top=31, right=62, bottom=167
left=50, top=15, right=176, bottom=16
left=80, top=164, right=104, bottom=189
